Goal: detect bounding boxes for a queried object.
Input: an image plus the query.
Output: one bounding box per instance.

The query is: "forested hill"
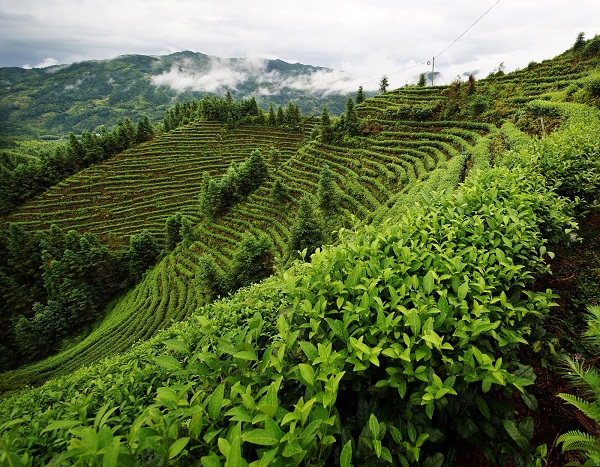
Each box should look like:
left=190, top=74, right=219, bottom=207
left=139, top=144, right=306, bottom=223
left=0, top=51, right=353, bottom=138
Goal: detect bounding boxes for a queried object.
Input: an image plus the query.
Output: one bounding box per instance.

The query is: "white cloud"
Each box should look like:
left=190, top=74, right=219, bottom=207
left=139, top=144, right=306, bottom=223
left=22, top=57, right=58, bottom=69
left=2, top=0, right=600, bottom=87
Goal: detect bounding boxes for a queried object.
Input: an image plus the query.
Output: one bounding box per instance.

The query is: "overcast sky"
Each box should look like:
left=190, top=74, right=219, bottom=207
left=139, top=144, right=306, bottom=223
left=1, top=0, right=599, bottom=90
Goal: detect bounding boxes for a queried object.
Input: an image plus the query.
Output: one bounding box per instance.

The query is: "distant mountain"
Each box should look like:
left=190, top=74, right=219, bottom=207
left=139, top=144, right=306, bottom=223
left=0, top=51, right=358, bottom=137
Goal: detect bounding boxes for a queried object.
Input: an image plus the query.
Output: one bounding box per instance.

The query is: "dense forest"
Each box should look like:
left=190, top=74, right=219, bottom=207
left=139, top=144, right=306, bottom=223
left=0, top=33, right=600, bottom=466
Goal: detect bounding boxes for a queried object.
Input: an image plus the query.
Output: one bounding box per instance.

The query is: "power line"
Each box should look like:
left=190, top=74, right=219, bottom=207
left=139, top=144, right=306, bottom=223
left=435, top=0, right=501, bottom=59
left=334, top=0, right=501, bottom=93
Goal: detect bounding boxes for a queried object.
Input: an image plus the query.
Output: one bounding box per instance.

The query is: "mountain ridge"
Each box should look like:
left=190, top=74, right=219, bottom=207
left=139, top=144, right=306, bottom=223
left=0, top=51, right=356, bottom=138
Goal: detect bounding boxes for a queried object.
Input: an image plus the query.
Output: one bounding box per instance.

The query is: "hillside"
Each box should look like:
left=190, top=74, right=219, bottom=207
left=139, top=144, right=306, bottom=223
left=0, top=35, right=599, bottom=465
left=0, top=51, right=355, bottom=138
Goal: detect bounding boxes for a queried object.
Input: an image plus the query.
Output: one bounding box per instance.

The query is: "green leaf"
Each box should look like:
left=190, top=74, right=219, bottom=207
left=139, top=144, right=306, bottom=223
left=233, top=350, right=257, bottom=361
left=208, top=384, right=225, bottom=421
left=422, top=452, right=444, bottom=467
left=520, top=392, right=538, bottom=411
left=423, top=270, right=435, bottom=294
left=299, top=341, right=318, bottom=361
left=242, top=429, right=279, bottom=446
left=163, top=338, right=189, bottom=354
left=169, top=437, right=190, bottom=460
left=153, top=355, right=181, bottom=371
left=475, top=395, right=490, bottom=420
left=225, top=430, right=243, bottom=467
left=297, top=364, right=315, bottom=389
left=340, top=440, right=353, bottom=467
left=41, top=419, right=82, bottom=433
left=282, top=439, right=303, bottom=457
left=457, top=281, right=469, bottom=301
left=201, top=452, right=222, bottom=467
left=502, top=419, right=529, bottom=450
left=368, top=414, right=380, bottom=439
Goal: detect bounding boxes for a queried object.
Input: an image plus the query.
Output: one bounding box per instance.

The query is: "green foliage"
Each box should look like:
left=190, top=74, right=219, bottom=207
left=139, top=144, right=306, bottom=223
left=317, top=164, right=339, bottom=214
left=379, top=75, right=389, bottom=93
left=418, top=73, right=427, bottom=87
left=270, top=177, right=291, bottom=206
left=320, top=107, right=334, bottom=144
left=128, top=229, right=161, bottom=282
left=508, top=103, right=600, bottom=213
left=0, top=117, right=154, bottom=216
left=286, top=196, right=328, bottom=262
left=557, top=304, right=600, bottom=466
left=199, top=149, right=269, bottom=220
left=228, top=233, right=274, bottom=290
left=356, top=86, right=365, bottom=104
left=0, top=164, right=574, bottom=465
left=165, top=212, right=184, bottom=250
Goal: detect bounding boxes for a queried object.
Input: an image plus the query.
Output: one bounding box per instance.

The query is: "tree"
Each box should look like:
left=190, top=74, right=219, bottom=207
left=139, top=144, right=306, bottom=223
left=344, top=97, right=360, bottom=136
left=165, top=212, right=184, bottom=250
left=286, top=196, right=328, bottom=262
left=268, top=103, right=277, bottom=127
left=356, top=86, right=365, bottom=104
left=195, top=254, right=226, bottom=303
left=573, top=32, right=586, bottom=52
left=238, top=149, right=268, bottom=196
left=128, top=230, right=160, bottom=282
left=228, top=233, right=274, bottom=290
left=276, top=106, right=285, bottom=127
left=135, top=115, right=155, bottom=144
left=270, top=177, right=290, bottom=205
left=317, top=164, right=339, bottom=213
left=320, top=107, right=335, bottom=144
left=418, top=73, right=427, bottom=87
left=379, top=75, right=389, bottom=93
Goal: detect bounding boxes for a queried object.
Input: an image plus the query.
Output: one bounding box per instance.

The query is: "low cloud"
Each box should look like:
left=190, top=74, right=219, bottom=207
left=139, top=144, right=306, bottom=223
left=151, top=56, right=255, bottom=93
left=150, top=55, right=362, bottom=97
left=22, top=57, right=59, bottom=69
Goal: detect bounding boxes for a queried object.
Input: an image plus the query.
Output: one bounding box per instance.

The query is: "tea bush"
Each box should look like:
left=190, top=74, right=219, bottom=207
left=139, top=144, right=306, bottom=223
left=0, top=165, right=575, bottom=466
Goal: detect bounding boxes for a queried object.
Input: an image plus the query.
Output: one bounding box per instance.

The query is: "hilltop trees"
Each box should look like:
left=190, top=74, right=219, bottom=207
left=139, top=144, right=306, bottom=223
left=165, top=212, right=184, bottom=250
left=228, top=233, right=274, bottom=290
left=199, top=149, right=269, bottom=220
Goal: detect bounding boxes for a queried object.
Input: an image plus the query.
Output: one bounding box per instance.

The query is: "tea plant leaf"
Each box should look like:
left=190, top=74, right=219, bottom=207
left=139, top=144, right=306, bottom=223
left=169, top=437, right=190, bottom=460
left=208, top=384, right=225, bottom=421
left=163, top=339, right=189, bottom=354
left=457, top=281, right=469, bottom=301
left=423, top=270, right=435, bottom=294
left=502, top=419, right=530, bottom=450
left=340, top=440, right=353, bottom=467
left=153, top=355, right=181, bottom=371
left=242, top=429, right=279, bottom=446
left=41, top=420, right=82, bottom=433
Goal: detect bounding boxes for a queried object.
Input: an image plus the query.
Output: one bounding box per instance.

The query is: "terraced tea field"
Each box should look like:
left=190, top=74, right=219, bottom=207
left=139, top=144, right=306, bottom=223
left=6, top=47, right=599, bottom=390
left=3, top=122, right=311, bottom=247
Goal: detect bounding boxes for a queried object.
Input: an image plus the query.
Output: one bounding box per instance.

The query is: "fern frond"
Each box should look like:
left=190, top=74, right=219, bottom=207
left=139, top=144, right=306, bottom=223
left=560, top=356, right=600, bottom=401
left=557, top=393, right=600, bottom=421
left=583, top=304, right=600, bottom=348
left=557, top=429, right=598, bottom=451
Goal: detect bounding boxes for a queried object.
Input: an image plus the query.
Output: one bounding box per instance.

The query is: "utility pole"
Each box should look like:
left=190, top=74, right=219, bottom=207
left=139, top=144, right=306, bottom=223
left=427, top=57, right=435, bottom=86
